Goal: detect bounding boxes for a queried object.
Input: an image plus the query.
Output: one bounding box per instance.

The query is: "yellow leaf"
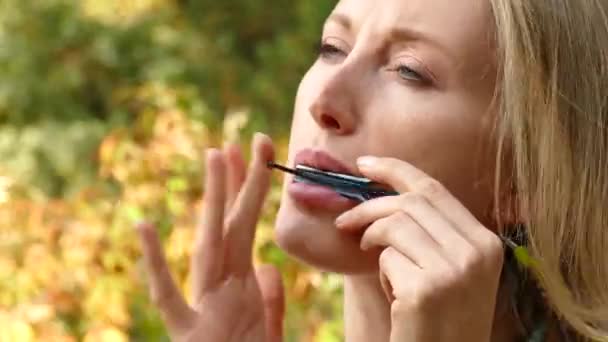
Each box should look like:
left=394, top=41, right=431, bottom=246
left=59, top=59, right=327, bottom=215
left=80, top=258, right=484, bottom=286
left=21, top=304, right=55, bottom=324
left=83, top=326, right=128, bottom=342
left=0, top=313, right=35, bottom=342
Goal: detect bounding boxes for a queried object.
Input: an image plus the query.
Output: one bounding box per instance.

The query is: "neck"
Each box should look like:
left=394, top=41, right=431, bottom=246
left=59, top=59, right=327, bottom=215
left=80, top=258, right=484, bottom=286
left=343, top=273, right=519, bottom=342
left=343, top=274, right=391, bottom=342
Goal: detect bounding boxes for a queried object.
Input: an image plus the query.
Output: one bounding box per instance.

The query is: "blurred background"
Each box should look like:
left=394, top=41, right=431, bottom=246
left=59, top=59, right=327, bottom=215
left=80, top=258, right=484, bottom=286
left=0, top=0, right=344, bottom=341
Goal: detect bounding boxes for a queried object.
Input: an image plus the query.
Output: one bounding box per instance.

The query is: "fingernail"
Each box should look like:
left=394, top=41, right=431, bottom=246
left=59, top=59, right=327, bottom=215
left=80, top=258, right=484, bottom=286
left=357, top=156, right=377, bottom=168
left=254, top=132, right=267, bottom=143
left=134, top=220, right=149, bottom=231
left=206, top=148, right=220, bottom=159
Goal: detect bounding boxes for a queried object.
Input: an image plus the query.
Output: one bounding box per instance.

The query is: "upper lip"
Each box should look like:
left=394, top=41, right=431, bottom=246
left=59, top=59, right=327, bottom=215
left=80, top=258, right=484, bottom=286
left=293, top=148, right=358, bottom=176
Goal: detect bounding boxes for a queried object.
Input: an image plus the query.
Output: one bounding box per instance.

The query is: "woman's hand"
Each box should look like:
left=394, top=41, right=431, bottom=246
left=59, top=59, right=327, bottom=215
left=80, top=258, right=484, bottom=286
left=136, top=133, right=285, bottom=342
left=336, top=156, right=505, bottom=342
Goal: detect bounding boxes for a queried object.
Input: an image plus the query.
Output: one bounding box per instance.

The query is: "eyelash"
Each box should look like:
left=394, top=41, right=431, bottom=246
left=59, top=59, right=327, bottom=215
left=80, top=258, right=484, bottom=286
left=318, top=42, right=428, bottom=84
left=393, top=64, right=425, bottom=83
left=318, top=42, right=345, bottom=59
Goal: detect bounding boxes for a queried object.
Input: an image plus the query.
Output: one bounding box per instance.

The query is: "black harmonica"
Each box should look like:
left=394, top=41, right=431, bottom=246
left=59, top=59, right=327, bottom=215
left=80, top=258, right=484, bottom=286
left=267, top=162, right=399, bottom=202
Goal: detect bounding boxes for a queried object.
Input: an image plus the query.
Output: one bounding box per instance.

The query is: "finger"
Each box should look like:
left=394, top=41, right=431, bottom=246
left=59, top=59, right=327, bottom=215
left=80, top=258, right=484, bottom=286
left=356, top=156, right=488, bottom=243
left=136, top=222, right=195, bottom=332
left=379, top=266, right=395, bottom=303
left=357, top=156, right=435, bottom=194
left=337, top=193, right=470, bottom=250
left=192, top=150, right=227, bottom=297
left=256, top=265, right=285, bottom=342
left=361, top=211, right=445, bottom=268
left=377, top=247, right=435, bottom=342
left=224, top=144, right=246, bottom=213
left=378, top=247, right=420, bottom=303
left=224, top=133, right=275, bottom=274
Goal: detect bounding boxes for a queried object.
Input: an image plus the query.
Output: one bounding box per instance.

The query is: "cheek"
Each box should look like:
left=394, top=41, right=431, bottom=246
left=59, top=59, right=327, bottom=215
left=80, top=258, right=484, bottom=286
left=286, top=68, right=317, bottom=149
left=364, top=94, right=496, bottom=220
left=366, top=85, right=491, bottom=168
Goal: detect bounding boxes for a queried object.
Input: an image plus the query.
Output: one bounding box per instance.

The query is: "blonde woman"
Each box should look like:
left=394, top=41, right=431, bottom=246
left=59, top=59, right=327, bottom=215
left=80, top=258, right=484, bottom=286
left=135, top=0, right=608, bottom=341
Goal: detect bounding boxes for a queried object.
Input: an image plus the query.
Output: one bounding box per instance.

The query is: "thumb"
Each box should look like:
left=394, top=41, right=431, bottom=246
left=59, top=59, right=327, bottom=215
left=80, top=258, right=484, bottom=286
left=256, top=264, right=285, bottom=342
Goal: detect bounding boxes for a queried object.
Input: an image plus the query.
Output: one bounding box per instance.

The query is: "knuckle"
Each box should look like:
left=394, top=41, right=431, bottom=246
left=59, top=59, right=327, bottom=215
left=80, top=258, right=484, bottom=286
left=223, top=213, right=241, bottom=231
left=388, top=274, right=438, bottom=310
left=400, top=192, right=426, bottom=208
left=386, top=224, right=401, bottom=245
left=382, top=212, right=410, bottom=240
left=380, top=212, right=404, bottom=230
left=394, top=209, right=415, bottom=225
left=482, top=235, right=505, bottom=266
left=488, top=234, right=506, bottom=252
left=378, top=247, right=399, bottom=272
left=455, top=248, right=484, bottom=276
left=193, top=239, right=219, bottom=258
left=376, top=215, right=394, bottom=228
left=382, top=157, right=401, bottom=169
left=366, top=220, right=385, bottom=243
left=434, top=266, right=461, bottom=290
left=262, top=291, right=283, bottom=310
left=151, top=286, right=177, bottom=308
left=416, top=177, right=446, bottom=200
left=403, top=281, right=437, bottom=310
left=391, top=207, right=406, bottom=218
left=378, top=247, right=393, bottom=269
left=376, top=214, right=402, bottom=234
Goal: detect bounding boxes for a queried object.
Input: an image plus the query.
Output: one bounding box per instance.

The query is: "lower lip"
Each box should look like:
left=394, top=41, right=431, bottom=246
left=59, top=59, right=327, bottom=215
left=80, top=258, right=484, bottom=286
left=288, top=181, right=358, bottom=211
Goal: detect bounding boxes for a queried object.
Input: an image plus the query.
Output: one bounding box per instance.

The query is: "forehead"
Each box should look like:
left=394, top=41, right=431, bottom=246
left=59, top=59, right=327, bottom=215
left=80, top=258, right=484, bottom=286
left=331, top=0, right=493, bottom=60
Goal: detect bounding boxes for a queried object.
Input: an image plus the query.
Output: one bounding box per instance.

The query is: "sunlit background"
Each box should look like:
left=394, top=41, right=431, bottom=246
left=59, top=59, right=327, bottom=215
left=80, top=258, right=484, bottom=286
left=0, top=0, right=344, bottom=341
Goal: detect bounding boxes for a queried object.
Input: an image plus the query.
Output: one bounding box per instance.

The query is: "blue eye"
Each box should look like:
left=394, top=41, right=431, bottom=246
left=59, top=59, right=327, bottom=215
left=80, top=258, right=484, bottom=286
left=396, top=65, right=424, bottom=82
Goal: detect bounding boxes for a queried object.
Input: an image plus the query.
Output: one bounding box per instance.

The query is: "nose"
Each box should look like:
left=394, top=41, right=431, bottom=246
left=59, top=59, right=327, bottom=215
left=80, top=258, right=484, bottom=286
left=309, top=65, right=359, bottom=135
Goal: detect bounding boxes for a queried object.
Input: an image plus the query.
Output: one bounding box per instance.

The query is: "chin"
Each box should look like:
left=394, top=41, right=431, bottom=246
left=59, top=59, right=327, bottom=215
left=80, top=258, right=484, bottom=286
left=274, top=189, right=380, bottom=275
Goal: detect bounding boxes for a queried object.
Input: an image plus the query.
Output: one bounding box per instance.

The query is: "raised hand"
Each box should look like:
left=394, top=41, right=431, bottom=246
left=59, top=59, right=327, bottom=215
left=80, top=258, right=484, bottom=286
left=136, top=133, right=284, bottom=342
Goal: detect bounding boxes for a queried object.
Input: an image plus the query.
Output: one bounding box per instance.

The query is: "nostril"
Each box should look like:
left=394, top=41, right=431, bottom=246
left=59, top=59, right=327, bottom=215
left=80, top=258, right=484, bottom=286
left=321, top=114, right=341, bottom=130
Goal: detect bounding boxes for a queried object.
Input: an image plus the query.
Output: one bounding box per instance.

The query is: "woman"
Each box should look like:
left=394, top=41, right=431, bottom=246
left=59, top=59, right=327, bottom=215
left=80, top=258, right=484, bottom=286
left=135, top=0, right=608, bottom=341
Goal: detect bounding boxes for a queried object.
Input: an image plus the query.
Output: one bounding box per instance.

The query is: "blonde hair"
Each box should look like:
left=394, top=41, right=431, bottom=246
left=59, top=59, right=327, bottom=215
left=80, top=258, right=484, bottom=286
left=491, top=0, right=608, bottom=340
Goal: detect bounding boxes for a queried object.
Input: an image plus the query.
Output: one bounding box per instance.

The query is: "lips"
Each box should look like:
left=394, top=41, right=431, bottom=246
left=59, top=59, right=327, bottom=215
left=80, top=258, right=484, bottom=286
left=286, top=148, right=360, bottom=212
left=293, top=148, right=357, bottom=175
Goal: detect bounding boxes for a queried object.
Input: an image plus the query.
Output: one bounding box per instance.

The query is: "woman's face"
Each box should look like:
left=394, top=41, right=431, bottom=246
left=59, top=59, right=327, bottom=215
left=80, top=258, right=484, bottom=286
left=275, top=0, right=498, bottom=274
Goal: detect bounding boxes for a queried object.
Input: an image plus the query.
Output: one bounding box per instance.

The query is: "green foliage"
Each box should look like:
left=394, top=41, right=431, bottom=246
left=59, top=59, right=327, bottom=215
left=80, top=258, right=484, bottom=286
left=0, top=0, right=344, bottom=341
left=0, top=0, right=333, bottom=197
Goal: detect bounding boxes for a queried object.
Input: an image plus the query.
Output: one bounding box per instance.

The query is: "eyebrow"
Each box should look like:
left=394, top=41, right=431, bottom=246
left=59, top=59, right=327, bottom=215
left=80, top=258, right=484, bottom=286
left=326, top=13, right=454, bottom=60
left=327, top=13, right=352, bottom=31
